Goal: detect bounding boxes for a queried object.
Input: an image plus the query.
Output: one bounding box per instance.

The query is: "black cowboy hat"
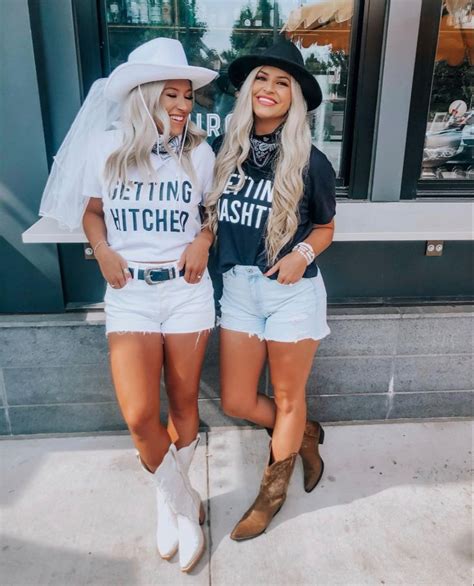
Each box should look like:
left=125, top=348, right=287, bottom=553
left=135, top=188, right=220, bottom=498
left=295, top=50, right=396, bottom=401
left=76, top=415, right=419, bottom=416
left=228, top=40, right=323, bottom=111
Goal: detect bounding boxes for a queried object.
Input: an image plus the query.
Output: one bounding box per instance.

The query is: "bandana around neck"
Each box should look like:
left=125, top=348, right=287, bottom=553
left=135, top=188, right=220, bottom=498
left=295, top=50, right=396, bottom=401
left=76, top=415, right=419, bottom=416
left=249, top=125, right=282, bottom=168
left=151, top=134, right=182, bottom=159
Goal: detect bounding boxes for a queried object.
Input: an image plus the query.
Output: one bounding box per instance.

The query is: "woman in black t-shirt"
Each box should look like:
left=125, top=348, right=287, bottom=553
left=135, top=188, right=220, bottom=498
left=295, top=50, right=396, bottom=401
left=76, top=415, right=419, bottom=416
left=205, top=40, right=336, bottom=541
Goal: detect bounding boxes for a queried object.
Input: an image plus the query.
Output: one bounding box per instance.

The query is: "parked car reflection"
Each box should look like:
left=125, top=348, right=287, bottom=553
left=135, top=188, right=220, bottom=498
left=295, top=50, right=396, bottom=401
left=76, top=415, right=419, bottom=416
left=422, top=110, right=474, bottom=179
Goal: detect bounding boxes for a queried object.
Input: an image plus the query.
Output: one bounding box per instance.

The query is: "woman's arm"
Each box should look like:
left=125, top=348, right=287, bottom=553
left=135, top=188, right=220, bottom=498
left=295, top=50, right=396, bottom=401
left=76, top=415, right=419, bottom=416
left=265, top=219, right=335, bottom=285
left=178, top=228, right=214, bottom=284
left=303, top=219, right=335, bottom=257
left=83, top=198, right=130, bottom=289
left=177, top=143, right=216, bottom=284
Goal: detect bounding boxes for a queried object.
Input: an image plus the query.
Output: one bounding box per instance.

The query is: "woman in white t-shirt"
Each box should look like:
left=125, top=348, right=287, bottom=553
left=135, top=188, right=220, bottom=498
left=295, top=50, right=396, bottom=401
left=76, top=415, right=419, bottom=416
left=40, top=38, right=217, bottom=573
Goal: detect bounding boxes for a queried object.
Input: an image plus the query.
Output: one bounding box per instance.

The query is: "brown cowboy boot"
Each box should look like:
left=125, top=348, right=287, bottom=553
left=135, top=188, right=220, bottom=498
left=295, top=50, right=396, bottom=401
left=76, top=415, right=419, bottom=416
left=265, top=420, right=325, bottom=493
left=299, top=420, right=325, bottom=493
left=230, top=446, right=297, bottom=541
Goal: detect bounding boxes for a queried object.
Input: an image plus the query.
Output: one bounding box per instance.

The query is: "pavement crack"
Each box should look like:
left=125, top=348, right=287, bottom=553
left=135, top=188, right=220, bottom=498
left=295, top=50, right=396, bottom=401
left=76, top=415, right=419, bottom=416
left=206, top=431, right=212, bottom=586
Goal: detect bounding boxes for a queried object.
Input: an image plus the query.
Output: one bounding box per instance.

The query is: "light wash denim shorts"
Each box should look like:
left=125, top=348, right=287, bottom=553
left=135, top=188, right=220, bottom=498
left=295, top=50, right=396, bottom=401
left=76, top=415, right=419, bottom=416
left=219, top=265, right=330, bottom=343
left=104, top=262, right=215, bottom=336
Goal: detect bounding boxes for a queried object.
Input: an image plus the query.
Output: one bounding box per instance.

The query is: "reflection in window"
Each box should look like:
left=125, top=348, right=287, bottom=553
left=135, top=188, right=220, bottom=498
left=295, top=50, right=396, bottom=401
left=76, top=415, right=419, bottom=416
left=422, top=1, right=474, bottom=180
left=104, top=1, right=355, bottom=176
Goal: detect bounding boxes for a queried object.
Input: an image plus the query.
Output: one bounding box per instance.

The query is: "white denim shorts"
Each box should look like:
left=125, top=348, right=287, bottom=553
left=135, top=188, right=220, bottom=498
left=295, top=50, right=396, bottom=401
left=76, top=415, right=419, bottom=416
left=104, top=262, right=215, bottom=336
left=219, top=265, right=330, bottom=343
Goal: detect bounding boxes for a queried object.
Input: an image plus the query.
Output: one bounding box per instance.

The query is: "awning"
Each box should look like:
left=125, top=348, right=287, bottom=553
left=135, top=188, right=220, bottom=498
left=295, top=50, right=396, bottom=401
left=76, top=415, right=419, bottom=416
left=282, top=0, right=353, bottom=29
left=282, top=0, right=473, bottom=65
left=281, top=0, right=354, bottom=51
left=436, top=13, right=474, bottom=66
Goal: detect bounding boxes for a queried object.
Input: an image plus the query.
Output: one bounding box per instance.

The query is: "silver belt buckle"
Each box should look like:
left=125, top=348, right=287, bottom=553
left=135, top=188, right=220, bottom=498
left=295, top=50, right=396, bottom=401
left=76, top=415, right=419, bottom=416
left=143, top=266, right=175, bottom=285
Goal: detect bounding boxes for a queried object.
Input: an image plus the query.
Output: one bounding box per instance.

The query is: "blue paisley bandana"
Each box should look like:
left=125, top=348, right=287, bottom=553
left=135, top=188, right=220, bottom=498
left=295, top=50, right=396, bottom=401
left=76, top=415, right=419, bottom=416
left=151, top=134, right=182, bottom=159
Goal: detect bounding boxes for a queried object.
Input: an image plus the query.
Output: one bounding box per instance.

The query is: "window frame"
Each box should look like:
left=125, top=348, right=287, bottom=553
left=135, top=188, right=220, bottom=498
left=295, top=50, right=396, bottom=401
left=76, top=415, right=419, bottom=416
left=401, top=0, right=474, bottom=199
left=344, top=0, right=387, bottom=199
left=72, top=0, right=387, bottom=199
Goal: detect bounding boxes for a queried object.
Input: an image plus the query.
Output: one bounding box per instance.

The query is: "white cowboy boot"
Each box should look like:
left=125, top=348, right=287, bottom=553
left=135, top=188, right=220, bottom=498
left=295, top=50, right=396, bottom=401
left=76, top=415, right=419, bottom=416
left=137, top=451, right=179, bottom=560
left=152, top=444, right=205, bottom=573
left=155, top=486, right=179, bottom=560
left=176, top=435, right=206, bottom=525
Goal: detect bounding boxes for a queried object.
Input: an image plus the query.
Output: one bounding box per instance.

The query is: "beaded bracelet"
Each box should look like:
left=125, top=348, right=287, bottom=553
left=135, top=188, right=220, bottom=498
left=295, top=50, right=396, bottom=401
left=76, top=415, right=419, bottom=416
left=293, top=242, right=315, bottom=265
left=296, top=248, right=314, bottom=264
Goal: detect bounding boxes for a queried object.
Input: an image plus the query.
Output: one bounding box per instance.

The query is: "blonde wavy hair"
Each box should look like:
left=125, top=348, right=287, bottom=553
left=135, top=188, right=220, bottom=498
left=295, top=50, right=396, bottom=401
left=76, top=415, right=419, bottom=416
left=205, top=67, right=312, bottom=264
left=104, top=80, right=205, bottom=190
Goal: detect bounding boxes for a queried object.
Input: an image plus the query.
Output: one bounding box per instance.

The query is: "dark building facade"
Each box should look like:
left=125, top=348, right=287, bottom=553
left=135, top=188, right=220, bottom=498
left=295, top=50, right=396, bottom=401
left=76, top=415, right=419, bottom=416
left=0, top=0, right=472, bottom=434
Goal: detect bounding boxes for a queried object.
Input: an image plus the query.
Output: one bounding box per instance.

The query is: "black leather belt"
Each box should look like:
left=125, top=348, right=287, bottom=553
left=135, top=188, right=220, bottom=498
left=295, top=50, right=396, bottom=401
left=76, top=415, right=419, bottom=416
left=128, top=266, right=185, bottom=285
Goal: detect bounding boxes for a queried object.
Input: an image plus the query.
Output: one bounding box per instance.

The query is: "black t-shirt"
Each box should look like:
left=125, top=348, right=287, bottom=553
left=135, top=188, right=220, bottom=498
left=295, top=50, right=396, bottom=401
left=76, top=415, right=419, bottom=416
left=212, top=135, right=336, bottom=278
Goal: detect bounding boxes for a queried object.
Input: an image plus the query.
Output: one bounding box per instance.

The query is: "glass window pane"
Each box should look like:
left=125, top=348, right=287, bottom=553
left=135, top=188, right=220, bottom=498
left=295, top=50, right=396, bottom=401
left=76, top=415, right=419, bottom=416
left=422, top=3, right=474, bottom=181
left=104, top=0, right=356, bottom=177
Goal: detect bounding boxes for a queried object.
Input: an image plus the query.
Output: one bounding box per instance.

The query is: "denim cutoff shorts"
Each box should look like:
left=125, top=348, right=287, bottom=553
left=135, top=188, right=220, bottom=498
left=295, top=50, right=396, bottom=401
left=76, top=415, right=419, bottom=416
left=104, top=262, right=215, bottom=336
left=219, top=265, right=330, bottom=343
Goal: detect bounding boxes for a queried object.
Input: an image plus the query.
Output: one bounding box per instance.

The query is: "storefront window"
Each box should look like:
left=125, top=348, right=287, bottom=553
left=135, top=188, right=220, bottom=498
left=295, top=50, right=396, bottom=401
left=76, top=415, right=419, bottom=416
left=421, top=1, right=474, bottom=181
left=103, top=0, right=356, bottom=177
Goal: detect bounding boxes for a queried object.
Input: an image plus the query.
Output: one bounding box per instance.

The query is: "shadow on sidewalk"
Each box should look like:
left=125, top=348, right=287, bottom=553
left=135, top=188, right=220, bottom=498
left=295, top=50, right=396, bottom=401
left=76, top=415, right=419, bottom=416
left=0, top=535, right=138, bottom=585
left=206, top=424, right=472, bottom=553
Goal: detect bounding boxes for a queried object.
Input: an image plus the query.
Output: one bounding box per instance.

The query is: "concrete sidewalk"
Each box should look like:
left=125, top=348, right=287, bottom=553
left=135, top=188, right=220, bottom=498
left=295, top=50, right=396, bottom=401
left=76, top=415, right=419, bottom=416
left=1, top=421, right=472, bottom=585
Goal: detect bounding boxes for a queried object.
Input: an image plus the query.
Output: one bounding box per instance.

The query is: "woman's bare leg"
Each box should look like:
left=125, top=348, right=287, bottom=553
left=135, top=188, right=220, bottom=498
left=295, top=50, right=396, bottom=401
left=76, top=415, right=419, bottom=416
left=164, top=330, right=210, bottom=449
left=267, top=339, right=320, bottom=461
left=220, top=328, right=275, bottom=427
left=108, top=332, right=170, bottom=471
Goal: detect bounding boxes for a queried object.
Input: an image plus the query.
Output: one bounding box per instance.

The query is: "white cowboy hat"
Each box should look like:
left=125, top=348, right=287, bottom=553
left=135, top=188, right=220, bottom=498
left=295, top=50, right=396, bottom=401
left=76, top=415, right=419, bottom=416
left=104, top=38, right=218, bottom=102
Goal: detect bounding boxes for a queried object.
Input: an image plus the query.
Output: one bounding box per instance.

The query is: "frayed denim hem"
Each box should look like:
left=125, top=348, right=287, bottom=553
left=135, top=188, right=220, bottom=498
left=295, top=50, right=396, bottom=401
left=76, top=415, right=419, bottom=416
left=218, top=324, right=331, bottom=344
left=106, top=327, right=215, bottom=351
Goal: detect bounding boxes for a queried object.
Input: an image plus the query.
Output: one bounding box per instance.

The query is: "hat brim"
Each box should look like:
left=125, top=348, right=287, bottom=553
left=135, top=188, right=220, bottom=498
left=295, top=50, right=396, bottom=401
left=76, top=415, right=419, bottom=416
left=105, top=62, right=218, bottom=102
left=228, top=55, right=322, bottom=111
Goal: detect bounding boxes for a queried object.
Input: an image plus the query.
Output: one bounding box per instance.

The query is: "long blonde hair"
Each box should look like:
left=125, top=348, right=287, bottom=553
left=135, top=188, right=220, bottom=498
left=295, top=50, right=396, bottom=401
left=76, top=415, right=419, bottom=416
left=205, top=67, right=312, bottom=264
left=104, top=80, right=205, bottom=190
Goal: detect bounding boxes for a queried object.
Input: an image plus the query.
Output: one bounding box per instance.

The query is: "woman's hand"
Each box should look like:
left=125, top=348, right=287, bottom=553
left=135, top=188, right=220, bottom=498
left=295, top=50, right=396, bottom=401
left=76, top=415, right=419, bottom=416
left=264, top=251, right=307, bottom=285
left=178, top=232, right=212, bottom=284
left=95, top=245, right=131, bottom=289
left=82, top=199, right=130, bottom=289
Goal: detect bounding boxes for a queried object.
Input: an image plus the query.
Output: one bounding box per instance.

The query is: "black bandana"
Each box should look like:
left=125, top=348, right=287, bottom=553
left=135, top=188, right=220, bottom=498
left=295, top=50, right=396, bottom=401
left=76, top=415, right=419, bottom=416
left=249, top=126, right=282, bottom=168
left=151, top=135, right=181, bottom=159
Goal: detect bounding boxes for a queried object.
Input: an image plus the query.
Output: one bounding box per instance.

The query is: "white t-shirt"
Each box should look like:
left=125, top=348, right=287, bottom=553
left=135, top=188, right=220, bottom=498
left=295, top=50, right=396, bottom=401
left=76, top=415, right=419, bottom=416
left=82, top=130, right=215, bottom=262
